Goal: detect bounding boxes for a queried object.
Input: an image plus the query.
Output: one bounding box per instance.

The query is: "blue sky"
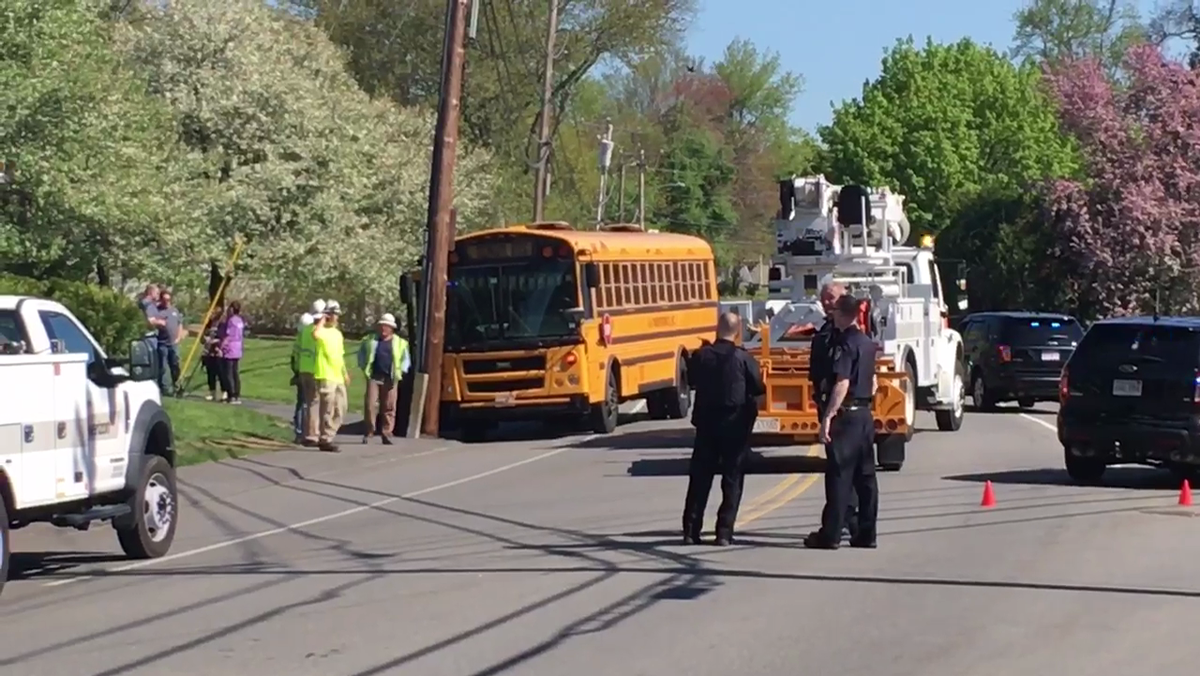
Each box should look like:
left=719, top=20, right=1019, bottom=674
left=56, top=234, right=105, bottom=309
left=685, top=0, right=1157, bottom=133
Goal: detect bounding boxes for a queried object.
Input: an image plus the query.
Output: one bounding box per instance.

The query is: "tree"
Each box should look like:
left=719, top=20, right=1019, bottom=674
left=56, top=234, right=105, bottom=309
left=114, top=0, right=497, bottom=329
left=1012, top=0, right=1145, bottom=73
left=304, top=0, right=697, bottom=224
left=0, top=0, right=197, bottom=285
left=1041, top=44, right=1200, bottom=317
left=819, top=37, right=1079, bottom=238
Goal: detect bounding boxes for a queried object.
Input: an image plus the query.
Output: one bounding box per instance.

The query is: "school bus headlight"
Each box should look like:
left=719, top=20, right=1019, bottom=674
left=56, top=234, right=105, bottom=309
left=567, top=374, right=579, bottom=386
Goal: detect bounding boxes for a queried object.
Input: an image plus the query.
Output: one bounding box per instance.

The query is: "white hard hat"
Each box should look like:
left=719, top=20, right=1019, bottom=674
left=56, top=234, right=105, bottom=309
left=378, top=313, right=397, bottom=328
left=310, top=299, right=326, bottom=315
left=298, top=313, right=314, bottom=327
left=325, top=300, right=341, bottom=315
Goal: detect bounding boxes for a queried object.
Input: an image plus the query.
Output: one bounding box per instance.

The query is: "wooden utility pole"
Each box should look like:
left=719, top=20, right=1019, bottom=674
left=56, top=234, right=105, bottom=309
left=531, top=0, right=559, bottom=221
left=419, top=0, right=470, bottom=438
left=637, top=147, right=646, bottom=228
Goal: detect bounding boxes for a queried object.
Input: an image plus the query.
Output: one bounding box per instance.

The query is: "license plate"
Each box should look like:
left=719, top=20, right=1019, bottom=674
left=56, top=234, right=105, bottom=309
left=1041, top=351, right=1060, bottom=362
left=494, top=393, right=516, bottom=406
left=1112, top=379, right=1142, bottom=397
left=752, top=418, right=780, bottom=433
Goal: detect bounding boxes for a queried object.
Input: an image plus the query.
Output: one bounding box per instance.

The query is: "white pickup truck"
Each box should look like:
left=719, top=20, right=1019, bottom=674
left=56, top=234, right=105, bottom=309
left=0, top=296, right=179, bottom=595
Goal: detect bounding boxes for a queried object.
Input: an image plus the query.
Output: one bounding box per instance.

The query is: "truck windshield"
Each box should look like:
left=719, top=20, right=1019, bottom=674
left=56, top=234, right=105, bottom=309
left=446, top=258, right=581, bottom=349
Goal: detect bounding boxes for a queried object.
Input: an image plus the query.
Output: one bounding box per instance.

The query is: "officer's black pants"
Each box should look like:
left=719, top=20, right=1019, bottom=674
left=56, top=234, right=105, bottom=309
left=682, top=419, right=749, bottom=538
left=820, top=408, right=878, bottom=542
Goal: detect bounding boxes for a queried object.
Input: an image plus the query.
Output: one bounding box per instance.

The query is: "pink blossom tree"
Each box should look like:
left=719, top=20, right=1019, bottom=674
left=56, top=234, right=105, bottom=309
left=1043, top=44, right=1200, bottom=317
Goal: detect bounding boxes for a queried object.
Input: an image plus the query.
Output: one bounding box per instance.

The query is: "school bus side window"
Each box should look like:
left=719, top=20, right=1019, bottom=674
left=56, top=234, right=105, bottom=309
left=620, top=264, right=632, bottom=305
left=702, top=263, right=712, bottom=300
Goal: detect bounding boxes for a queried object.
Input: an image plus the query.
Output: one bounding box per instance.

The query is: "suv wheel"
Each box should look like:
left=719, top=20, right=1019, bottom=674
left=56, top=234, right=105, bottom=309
left=971, top=374, right=996, bottom=411
left=0, top=497, right=8, bottom=598
left=1064, top=447, right=1106, bottom=484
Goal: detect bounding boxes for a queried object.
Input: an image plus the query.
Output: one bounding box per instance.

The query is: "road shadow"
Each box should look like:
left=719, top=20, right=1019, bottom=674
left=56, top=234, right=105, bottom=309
left=628, top=452, right=826, bottom=477
left=8, top=551, right=127, bottom=581
left=970, top=404, right=1054, bottom=415
left=448, top=412, right=650, bottom=445
left=575, top=427, right=808, bottom=452
left=942, top=466, right=1181, bottom=491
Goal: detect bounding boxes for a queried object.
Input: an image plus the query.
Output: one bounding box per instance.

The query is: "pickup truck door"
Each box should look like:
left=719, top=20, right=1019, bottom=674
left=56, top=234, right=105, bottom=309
left=34, top=307, right=127, bottom=496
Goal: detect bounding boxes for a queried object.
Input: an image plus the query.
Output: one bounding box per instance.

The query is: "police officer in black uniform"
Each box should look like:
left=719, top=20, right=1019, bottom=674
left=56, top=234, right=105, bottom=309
left=810, top=281, right=859, bottom=541
left=804, top=294, right=879, bottom=549
left=682, top=312, right=766, bottom=546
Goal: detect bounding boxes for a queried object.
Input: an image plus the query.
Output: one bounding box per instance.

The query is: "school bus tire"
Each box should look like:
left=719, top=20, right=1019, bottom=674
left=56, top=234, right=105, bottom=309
left=590, top=365, right=620, bottom=434
left=664, top=354, right=690, bottom=420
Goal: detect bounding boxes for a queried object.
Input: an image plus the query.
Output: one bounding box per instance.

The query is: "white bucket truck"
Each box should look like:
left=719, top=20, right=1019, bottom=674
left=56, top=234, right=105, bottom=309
left=0, top=296, right=179, bottom=596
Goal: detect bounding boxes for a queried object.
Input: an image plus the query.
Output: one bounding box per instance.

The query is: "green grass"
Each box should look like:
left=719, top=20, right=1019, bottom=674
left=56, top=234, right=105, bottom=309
left=175, top=336, right=367, bottom=414
left=164, top=398, right=296, bottom=466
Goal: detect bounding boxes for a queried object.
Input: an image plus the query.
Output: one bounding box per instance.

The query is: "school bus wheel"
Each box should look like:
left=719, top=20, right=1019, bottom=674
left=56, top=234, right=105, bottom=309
left=590, top=365, right=620, bottom=434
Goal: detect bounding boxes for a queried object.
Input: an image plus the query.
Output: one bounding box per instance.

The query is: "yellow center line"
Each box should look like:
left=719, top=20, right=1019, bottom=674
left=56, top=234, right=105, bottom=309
left=736, top=444, right=821, bottom=528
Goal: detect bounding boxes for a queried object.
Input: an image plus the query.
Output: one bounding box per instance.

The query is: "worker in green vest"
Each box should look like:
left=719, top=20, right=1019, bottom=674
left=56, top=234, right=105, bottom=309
left=295, top=299, right=325, bottom=447
left=313, top=299, right=350, bottom=452
left=290, top=312, right=315, bottom=444
left=357, top=313, right=411, bottom=444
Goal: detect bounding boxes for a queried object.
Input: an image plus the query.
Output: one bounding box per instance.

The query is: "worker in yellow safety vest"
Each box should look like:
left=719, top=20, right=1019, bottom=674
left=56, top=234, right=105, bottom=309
left=296, top=300, right=326, bottom=447
left=312, top=299, right=350, bottom=452
left=290, top=312, right=316, bottom=444
left=357, top=313, right=411, bottom=445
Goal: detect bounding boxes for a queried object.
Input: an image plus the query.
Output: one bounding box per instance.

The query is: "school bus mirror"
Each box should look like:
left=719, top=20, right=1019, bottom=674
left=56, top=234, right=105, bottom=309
left=563, top=307, right=586, bottom=323
left=583, top=262, right=600, bottom=288
left=399, top=274, right=411, bottom=304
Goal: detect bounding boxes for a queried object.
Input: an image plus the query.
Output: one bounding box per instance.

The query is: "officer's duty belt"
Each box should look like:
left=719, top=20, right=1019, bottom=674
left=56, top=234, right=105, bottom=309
left=839, top=398, right=873, bottom=411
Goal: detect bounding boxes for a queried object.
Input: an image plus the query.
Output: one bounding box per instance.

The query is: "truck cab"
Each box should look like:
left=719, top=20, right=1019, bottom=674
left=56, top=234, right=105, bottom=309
left=0, top=296, right=180, bottom=596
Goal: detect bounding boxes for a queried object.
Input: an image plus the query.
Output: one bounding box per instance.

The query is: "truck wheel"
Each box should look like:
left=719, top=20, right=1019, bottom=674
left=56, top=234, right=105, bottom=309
left=116, top=455, right=178, bottom=559
left=589, top=367, right=619, bottom=434
left=663, top=357, right=691, bottom=420
left=902, top=360, right=916, bottom=441
left=1018, top=397, right=1035, bottom=409
left=935, top=360, right=966, bottom=432
left=0, top=498, right=8, bottom=598
left=877, top=434, right=906, bottom=472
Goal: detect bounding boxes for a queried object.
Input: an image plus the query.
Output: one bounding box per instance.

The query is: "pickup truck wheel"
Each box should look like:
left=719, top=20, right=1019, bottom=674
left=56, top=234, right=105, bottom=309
left=935, top=361, right=966, bottom=432
left=0, top=498, right=8, bottom=597
left=116, top=455, right=178, bottom=559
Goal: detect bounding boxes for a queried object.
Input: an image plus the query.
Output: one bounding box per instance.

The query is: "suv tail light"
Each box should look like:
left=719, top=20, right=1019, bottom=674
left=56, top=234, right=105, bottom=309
left=998, top=345, right=1012, bottom=363
left=1193, top=370, right=1200, bottom=405
left=1059, top=367, right=1069, bottom=404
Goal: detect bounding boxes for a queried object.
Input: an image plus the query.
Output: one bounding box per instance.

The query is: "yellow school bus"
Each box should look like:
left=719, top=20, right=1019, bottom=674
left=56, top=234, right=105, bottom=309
left=401, top=221, right=718, bottom=439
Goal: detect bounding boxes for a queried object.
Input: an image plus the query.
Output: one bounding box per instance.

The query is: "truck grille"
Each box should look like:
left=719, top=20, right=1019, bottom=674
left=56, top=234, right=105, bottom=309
left=461, top=355, right=547, bottom=395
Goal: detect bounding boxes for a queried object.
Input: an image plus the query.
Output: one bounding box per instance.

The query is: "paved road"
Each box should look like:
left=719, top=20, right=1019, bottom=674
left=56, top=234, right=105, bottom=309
left=4, top=402, right=1200, bottom=675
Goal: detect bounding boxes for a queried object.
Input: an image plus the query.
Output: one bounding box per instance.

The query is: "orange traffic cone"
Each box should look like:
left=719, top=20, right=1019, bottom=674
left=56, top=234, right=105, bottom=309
left=1179, top=480, right=1193, bottom=507
left=980, top=480, right=996, bottom=508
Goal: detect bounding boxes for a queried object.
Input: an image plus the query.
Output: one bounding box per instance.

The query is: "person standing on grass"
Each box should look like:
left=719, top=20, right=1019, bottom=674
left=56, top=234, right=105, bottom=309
left=312, top=300, right=349, bottom=453
left=216, top=300, right=245, bottom=404
left=298, top=299, right=326, bottom=447
left=357, top=313, right=411, bottom=445
left=150, top=289, right=186, bottom=394
left=202, top=308, right=225, bottom=401
left=291, top=312, right=315, bottom=443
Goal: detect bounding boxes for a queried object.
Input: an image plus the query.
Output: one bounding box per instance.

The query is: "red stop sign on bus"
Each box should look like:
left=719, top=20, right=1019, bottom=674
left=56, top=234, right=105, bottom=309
left=600, top=314, right=613, bottom=347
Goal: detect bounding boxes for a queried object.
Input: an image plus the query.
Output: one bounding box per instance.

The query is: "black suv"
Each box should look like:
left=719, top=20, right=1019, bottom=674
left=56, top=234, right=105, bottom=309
left=1058, top=316, right=1200, bottom=483
left=960, top=311, right=1084, bottom=409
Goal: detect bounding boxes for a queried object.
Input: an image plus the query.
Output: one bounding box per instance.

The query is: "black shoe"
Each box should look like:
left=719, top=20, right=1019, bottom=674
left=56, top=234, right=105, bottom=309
left=682, top=533, right=702, bottom=545
left=803, top=531, right=839, bottom=550
left=714, top=532, right=733, bottom=546
left=318, top=442, right=341, bottom=453
left=849, top=537, right=877, bottom=549
left=381, top=435, right=393, bottom=445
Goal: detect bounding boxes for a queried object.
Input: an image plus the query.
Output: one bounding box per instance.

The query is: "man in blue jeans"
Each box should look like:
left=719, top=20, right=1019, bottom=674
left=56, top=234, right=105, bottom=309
left=148, top=289, right=186, bottom=394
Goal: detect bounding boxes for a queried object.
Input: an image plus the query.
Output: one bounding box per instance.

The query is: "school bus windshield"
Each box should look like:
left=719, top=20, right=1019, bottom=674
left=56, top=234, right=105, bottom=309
left=445, top=257, right=581, bottom=350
